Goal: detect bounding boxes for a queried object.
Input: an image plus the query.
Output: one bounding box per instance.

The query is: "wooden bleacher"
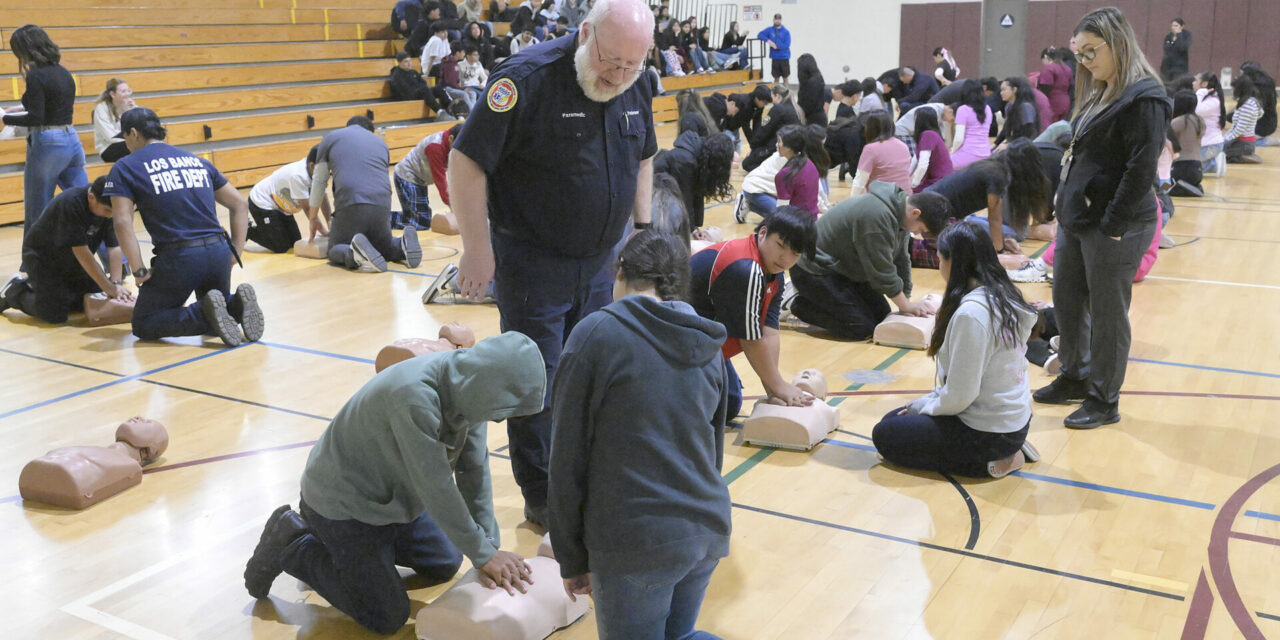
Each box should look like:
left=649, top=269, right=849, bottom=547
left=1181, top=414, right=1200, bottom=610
left=0, top=0, right=756, bottom=226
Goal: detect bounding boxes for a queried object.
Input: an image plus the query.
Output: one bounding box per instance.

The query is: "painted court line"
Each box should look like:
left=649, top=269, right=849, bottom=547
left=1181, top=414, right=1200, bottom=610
left=256, top=340, right=376, bottom=365
left=0, top=346, right=125, bottom=377
left=1229, top=531, right=1280, bottom=547
left=1144, top=275, right=1280, bottom=291
left=1128, top=357, right=1280, bottom=380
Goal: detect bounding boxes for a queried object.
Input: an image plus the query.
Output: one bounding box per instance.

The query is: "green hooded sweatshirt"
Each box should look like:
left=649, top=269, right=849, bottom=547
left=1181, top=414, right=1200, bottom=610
left=300, top=331, right=546, bottom=568
left=794, top=180, right=914, bottom=298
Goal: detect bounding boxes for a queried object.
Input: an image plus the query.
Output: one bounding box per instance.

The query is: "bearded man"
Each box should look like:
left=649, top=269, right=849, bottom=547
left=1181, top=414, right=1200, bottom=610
left=444, top=0, right=656, bottom=529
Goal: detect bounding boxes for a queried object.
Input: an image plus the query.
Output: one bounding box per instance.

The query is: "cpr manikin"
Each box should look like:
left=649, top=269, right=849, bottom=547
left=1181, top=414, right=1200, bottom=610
left=873, top=294, right=942, bottom=350
left=293, top=236, right=330, bottom=259
left=374, top=322, right=478, bottom=373
left=742, top=369, right=841, bottom=450
left=19, top=417, right=169, bottom=509
left=415, top=533, right=588, bottom=640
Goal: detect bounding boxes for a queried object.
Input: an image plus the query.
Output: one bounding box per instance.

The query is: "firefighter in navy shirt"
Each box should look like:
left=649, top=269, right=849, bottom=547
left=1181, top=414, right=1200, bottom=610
left=104, top=107, right=263, bottom=347
left=443, top=0, right=656, bottom=526
left=689, top=206, right=817, bottom=419
left=1, top=176, right=130, bottom=323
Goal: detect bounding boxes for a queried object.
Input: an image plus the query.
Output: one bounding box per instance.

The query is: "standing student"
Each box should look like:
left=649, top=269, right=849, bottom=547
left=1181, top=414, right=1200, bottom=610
left=105, top=108, right=264, bottom=347
left=757, top=13, right=791, bottom=85
left=872, top=221, right=1038, bottom=478
left=1036, top=47, right=1073, bottom=124
left=994, top=76, right=1041, bottom=146
left=1194, top=71, right=1226, bottom=175
left=1223, top=74, right=1263, bottom=164
left=690, top=207, right=817, bottom=418
left=310, top=116, right=422, bottom=272
left=4, top=25, right=87, bottom=268
left=912, top=108, right=954, bottom=192
left=796, top=53, right=827, bottom=126
left=549, top=230, right=731, bottom=640
left=92, top=78, right=136, bottom=162
left=243, top=332, right=547, bottom=635
left=447, top=0, right=657, bottom=527
left=1033, top=7, right=1170, bottom=429
left=394, top=125, right=462, bottom=232
left=852, top=111, right=913, bottom=195
left=950, top=79, right=994, bottom=169
left=247, top=146, right=330, bottom=253
left=0, top=176, right=131, bottom=324
left=1160, top=18, right=1191, bottom=83
left=789, top=186, right=949, bottom=340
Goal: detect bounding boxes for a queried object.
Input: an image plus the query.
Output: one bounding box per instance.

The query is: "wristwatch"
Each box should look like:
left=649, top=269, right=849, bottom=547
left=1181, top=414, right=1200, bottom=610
left=109, top=278, right=123, bottom=286
left=132, top=266, right=150, bottom=279
left=633, top=221, right=652, bottom=230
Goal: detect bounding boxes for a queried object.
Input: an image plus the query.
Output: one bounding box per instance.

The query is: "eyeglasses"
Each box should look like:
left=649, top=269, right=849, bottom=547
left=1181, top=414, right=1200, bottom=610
left=593, top=37, right=641, bottom=75
left=1074, top=41, right=1108, bottom=63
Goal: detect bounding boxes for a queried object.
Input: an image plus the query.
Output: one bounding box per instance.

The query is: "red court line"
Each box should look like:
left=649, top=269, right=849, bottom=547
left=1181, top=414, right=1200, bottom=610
left=1180, top=569, right=1215, bottom=640
left=1228, top=531, right=1280, bottom=548
left=743, top=389, right=1280, bottom=402
left=1203, top=462, right=1280, bottom=639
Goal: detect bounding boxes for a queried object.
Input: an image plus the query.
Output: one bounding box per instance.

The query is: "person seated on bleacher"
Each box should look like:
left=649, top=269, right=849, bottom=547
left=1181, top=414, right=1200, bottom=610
left=310, top=116, right=421, bottom=273
left=509, top=3, right=545, bottom=42
left=391, top=0, right=422, bottom=38
left=1, top=176, right=131, bottom=324
left=406, top=2, right=445, bottom=58
left=461, top=21, right=496, bottom=69
left=246, top=146, right=331, bottom=253
left=560, top=0, right=589, bottom=28
left=420, top=20, right=452, bottom=80
left=391, top=51, right=450, bottom=117
left=438, top=42, right=472, bottom=110
left=92, top=78, right=137, bottom=163
left=394, top=124, right=463, bottom=233
left=549, top=16, right=572, bottom=39
left=489, top=0, right=519, bottom=22
left=458, top=46, right=490, bottom=107
left=508, top=27, right=539, bottom=56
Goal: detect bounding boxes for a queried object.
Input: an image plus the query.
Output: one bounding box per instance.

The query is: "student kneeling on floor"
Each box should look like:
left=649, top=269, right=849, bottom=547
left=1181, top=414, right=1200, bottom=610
left=105, top=107, right=264, bottom=347
left=1, top=176, right=132, bottom=323
left=243, top=332, right=547, bottom=635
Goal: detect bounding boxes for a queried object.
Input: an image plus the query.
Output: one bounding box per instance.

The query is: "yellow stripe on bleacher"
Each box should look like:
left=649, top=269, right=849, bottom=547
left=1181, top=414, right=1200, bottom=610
left=324, top=23, right=330, bottom=41
left=323, top=9, right=330, bottom=24
left=290, top=8, right=296, bottom=24
left=10, top=77, right=18, bottom=101
left=358, top=40, right=364, bottom=58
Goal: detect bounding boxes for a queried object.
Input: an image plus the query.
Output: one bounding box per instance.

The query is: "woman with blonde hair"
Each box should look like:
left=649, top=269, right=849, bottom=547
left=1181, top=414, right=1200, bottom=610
left=92, top=77, right=136, bottom=162
left=1033, top=6, right=1170, bottom=430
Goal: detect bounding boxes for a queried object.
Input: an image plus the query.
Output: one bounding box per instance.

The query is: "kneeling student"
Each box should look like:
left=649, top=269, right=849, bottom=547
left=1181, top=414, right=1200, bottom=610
left=246, top=146, right=331, bottom=252
left=244, top=332, right=547, bottom=635
left=549, top=230, right=731, bottom=640
left=690, top=206, right=817, bottom=418
left=788, top=183, right=950, bottom=340
left=1, top=176, right=132, bottom=323
left=872, top=222, right=1038, bottom=478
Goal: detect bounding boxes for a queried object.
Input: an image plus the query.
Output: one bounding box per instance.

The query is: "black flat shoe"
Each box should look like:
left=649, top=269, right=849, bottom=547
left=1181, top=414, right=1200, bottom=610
left=1064, top=399, right=1120, bottom=430
left=1033, top=375, right=1088, bottom=405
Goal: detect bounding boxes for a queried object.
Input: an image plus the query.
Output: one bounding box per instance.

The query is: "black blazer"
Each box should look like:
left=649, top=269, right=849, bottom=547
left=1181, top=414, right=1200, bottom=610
left=750, top=100, right=799, bottom=150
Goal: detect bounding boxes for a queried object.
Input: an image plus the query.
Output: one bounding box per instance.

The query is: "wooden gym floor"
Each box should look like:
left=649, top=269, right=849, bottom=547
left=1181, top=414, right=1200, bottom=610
left=1, top=124, right=1278, bottom=640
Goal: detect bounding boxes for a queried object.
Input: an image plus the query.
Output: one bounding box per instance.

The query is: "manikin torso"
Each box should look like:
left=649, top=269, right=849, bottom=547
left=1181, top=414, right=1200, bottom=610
left=19, top=417, right=169, bottom=509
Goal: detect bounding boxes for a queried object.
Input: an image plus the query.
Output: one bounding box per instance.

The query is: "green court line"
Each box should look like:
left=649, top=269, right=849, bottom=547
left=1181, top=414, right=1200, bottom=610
left=722, top=347, right=910, bottom=485
left=1030, top=242, right=1051, bottom=259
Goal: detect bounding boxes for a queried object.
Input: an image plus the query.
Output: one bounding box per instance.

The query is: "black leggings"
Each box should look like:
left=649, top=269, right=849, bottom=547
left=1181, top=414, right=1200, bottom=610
left=871, top=408, right=1029, bottom=478
left=789, top=267, right=890, bottom=341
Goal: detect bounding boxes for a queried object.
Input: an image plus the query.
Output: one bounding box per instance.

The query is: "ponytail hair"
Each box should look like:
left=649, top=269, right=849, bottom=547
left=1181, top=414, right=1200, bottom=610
left=616, top=229, right=691, bottom=302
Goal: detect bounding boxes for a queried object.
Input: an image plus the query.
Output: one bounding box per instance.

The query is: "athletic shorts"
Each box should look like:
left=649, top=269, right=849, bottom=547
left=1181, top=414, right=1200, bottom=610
left=771, top=59, right=791, bottom=79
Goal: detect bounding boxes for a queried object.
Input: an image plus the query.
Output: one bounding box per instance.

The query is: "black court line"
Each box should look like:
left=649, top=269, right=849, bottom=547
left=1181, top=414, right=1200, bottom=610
left=0, top=346, right=125, bottom=377
left=731, top=502, right=1184, bottom=601
left=139, top=379, right=334, bottom=423
left=1258, top=611, right=1280, bottom=622
left=942, top=473, right=981, bottom=551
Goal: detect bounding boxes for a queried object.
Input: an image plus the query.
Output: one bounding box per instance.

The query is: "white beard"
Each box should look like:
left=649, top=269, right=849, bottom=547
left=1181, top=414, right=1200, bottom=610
left=574, top=41, right=638, bottom=103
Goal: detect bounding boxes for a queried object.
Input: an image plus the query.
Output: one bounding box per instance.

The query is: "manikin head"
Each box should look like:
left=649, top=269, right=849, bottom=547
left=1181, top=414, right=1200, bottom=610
left=792, top=369, right=828, bottom=399
left=574, top=0, right=655, bottom=102
left=116, top=417, right=169, bottom=464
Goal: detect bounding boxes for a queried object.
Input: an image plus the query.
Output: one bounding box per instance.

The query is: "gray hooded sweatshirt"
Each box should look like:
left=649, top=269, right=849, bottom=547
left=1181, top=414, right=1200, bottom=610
left=300, top=331, right=546, bottom=568
left=906, top=287, right=1036, bottom=433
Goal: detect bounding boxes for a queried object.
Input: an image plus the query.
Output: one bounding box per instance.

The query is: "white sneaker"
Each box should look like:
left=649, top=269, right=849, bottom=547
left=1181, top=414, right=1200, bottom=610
left=1043, top=353, right=1063, bottom=376
left=733, top=192, right=748, bottom=224
left=1215, top=152, right=1227, bottom=178
left=422, top=263, right=459, bottom=304
left=1048, top=335, right=1060, bottom=352
left=1007, top=259, right=1047, bottom=283
left=1159, top=232, right=1177, bottom=249
left=350, top=233, right=387, bottom=272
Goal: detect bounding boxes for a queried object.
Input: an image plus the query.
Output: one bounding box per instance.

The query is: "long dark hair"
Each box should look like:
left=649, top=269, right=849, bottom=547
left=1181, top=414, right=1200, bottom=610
left=9, top=25, right=61, bottom=74
left=958, top=78, right=988, bottom=123
left=1231, top=74, right=1258, bottom=108
left=1198, top=70, right=1227, bottom=124
left=616, top=228, right=691, bottom=302
left=1003, top=76, right=1042, bottom=132
left=1171, top=90, right=1204, bottom=139
left=651, top=171, right=692, bottom=247
left=804, top=123, right=831, bottom=175
left=697, top=132, right=735, bottom=203
left=797, top=53, right=821, bottom=85
left=863, top=110, right=893, bottom=143
left=913, top=107, right=941, bottom=145
left=676, top=88, right=716, bottom=135
left=999, top=138, right=1051, bottom=229
left=777, top=124, right=809, bottom=189
left=928, top=221, right=1034, bottom=357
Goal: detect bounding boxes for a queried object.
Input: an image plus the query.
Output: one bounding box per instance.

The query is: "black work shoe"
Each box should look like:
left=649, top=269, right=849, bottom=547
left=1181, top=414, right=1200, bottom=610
left=244, top=505, right=309, bottom=599
left=1064, top=399, right=1121, bottom=430
left=229, top=284, right=265, bottom=343
left=1032, top=375, right=1088, bottom=405
left=400, top=226, right=422, bottom=268
left=523, top=503, right=548, bottom=530
left=201, top=290, right=244, bottom=347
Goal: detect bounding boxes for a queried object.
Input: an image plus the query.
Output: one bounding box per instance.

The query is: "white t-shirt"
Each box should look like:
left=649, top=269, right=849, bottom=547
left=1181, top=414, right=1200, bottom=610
left=458, top=59, right=489, bottom=89
left=421, top=35, right=452, bottom=71
left=92, top=101, right=122, bottom=155
left=509, top=35, right=539, bottom=56
left=249, top=158, right=311, bottom=214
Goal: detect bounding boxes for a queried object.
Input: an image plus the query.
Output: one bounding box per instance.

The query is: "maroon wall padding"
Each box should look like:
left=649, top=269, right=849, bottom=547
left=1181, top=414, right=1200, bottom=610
left=898, top=0, right=1278, bottom=83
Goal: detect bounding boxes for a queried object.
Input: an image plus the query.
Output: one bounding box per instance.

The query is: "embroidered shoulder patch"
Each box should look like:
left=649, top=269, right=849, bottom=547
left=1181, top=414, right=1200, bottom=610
left=487, top=78, right=518, bottom=113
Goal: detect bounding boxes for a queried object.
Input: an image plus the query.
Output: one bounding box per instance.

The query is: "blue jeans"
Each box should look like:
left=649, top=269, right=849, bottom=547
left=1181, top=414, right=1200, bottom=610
left=592, top=554, right=722, bottom=640
left=444, top=86, right=475, bottom=110
left=280, top=501, right=463, bottom=635
left=492, top=231, right=616, bottom=508
left=688, top=47, right=711, bottom=71
left=744, top=191, right=777, bottom=217
left=717, top=47, right=748, bottom=68
left=964, top=213, right=1023, bottom=242
left=23, top=127, right=88, bottom=266
left=132, top=239, right=237, bottom=340
left=723, top=357, right=743, bottom=419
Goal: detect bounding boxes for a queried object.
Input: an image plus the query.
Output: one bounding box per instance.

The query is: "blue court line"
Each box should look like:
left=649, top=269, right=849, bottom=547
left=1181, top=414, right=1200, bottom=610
left=256, top=341, right=376, bottom=365
left=1128, top=357, right=1280, bottom=380
left=0, top=346, right=241, bottom=422
left=822, top=438, right=876, bottom=452
left=1245, top=510, right=1280, bottom=523
left=491, top=451, right=511, bottom=460
left=387, top=268, right=440, bottom=278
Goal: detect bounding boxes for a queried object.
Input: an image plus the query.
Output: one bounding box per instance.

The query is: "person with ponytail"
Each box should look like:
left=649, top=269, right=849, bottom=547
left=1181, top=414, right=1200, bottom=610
left=872, top=221, right=1039, bottom=478
left=933, top=47, right=959, bottom=86
left=550, top=229, right=732, bottom=639
left=774, top=124, right=820, bottom=217
left=1193, top=71, right=1226, bottom=175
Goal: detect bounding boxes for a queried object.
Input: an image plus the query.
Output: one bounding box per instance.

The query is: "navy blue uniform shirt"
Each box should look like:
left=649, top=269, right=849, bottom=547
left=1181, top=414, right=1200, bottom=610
left=103, top=142, right=228, bottom=246
left=452, top=34, right=658, bottom=258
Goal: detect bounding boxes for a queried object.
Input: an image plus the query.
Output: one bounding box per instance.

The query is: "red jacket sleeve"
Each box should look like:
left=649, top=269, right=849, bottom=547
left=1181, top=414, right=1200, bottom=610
left=425, top=140, right=451, bottom=205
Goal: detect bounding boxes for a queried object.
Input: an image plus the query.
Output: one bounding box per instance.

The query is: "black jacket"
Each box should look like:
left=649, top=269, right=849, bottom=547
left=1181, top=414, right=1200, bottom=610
left=389, top=66, right=428, bottom=101
left=1160, top=30, right=1191, bottom=78
left=654, top=130, right=706, bottom=227
left=1056, top=77, right=1171, bottom=237
left=750, top=100, right=799, bottom=150
left=825, top=117, right=864, bottom=168
left=798, top=75, right=828, bottom=127
left=720, top=31, right=747, bottom=51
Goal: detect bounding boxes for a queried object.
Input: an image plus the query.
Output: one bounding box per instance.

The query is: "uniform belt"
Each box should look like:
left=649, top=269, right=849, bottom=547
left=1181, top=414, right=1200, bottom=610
left=153, top=234, right=225, bottom=252
left=29, top=124, right=76, bottom=132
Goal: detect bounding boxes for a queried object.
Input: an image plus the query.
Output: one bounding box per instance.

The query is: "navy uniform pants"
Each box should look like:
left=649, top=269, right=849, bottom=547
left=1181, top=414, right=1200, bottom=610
left=133, top=240, right=239, bottom=340
left=491, top=231, right=615, bottom=509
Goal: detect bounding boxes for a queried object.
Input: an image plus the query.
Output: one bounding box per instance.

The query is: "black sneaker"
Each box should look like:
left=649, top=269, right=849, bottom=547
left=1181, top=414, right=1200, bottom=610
left=244, top=505, right=309, bottom=599
left=422, top=263, right=459, bottom=305
left=1032, top=375, right=1088, bottom=405
left=229, top=283, right=265, bottom=343
left=350, top=233, right=387, bottom=272
left=201, top=290, right=244, bottom=347
left=0, top=273, right=26, bottom=312
left=1064, top=398, right=1121, bottom=430
left=400, top=226, right=422, bottom=268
